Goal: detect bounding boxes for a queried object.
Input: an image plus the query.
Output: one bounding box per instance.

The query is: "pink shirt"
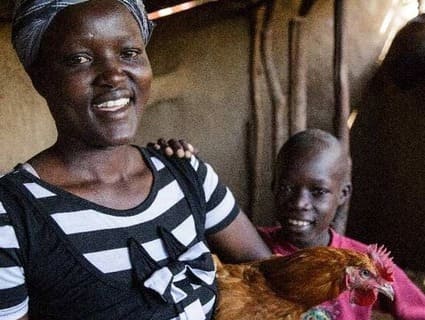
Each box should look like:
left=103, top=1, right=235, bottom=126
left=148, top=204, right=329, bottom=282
left=257, top=226, right=425, bottom=319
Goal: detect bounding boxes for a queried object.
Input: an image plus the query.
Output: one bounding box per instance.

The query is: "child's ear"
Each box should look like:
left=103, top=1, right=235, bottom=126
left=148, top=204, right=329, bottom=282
left=338, top=183, right=352, bottom=205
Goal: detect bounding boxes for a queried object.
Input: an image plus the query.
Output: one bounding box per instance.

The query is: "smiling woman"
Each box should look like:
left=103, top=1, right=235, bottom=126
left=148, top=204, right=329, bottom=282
left=30, top=1, right=153, bottom=149
left=0, top=1, right=271, bottom=319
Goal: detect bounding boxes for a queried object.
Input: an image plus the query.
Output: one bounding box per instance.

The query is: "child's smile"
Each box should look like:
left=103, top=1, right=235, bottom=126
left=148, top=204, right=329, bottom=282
left=274, top=149, right=346, bottom=248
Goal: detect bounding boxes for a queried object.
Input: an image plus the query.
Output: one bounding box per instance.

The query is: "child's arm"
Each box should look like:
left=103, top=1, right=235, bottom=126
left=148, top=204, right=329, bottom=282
left=147, top=138, right=196, bottom=158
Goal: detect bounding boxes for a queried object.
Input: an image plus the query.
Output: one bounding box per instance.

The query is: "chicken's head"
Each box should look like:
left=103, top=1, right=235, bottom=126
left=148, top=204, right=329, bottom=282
left=345, top=244, right=394, bottom=306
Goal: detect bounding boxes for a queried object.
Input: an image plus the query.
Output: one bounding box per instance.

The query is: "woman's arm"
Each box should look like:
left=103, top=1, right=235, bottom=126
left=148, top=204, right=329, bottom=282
left=150, top=139, right=271, bottom=262
left=207, top=210, right=271, bottom=263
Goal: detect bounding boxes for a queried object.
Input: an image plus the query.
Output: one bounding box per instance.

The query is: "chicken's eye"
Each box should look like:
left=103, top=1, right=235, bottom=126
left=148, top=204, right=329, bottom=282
left=360, top=269, right=371, bottom=279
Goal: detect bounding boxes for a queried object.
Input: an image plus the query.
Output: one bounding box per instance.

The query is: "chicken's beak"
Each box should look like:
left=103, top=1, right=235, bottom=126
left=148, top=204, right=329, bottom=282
left=377, top=283, right=394, bottom=301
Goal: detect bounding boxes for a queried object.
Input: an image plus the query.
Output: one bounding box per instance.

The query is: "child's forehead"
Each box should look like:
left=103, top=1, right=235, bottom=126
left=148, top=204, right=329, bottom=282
left=279, top=150, right=343, bottom=179
left=281, top=147, right=338, bottom=166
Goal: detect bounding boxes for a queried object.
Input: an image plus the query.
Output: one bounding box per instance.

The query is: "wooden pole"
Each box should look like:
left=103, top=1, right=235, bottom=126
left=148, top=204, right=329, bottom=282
left=288, top=17, right=308, bottom=137
left=261, top=0, right=288, bottom=159
left=332, top=0, right=351, bottom=235
left=333, top=0, right=350, bottom=151
left=419, top=0, right=425, bottom=14
left=248, top=4, right=267, bottom=217
left=298, top=0, right=317, bottom=16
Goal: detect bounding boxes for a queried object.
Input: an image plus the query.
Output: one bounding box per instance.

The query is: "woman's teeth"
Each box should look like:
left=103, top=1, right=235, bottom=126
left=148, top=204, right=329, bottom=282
left=288, top=219, right=311, bottom=227
left=94, top=98, right=130, bottom=109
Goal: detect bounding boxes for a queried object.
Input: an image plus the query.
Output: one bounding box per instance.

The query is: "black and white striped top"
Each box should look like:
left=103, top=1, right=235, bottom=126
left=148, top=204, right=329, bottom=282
left=0, top=148, right=239, bottom=320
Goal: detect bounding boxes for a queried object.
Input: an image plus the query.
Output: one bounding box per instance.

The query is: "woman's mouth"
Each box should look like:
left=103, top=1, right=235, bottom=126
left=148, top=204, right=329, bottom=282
left=93, top=98, right=130, bottom=112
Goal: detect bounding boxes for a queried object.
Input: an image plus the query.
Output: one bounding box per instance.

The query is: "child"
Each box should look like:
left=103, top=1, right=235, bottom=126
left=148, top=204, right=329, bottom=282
left=155, top=131, right=425, bottom=318
left=258, top=129, right=425, bottom=319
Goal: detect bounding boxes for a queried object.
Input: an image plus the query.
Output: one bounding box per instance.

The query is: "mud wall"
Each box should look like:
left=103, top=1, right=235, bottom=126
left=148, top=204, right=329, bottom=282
left=0, top=1, right=419, bottom=245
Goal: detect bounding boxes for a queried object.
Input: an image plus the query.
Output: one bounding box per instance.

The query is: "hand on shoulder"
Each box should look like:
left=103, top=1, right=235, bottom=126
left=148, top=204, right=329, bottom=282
left=147, top=138, right=198, bottom=159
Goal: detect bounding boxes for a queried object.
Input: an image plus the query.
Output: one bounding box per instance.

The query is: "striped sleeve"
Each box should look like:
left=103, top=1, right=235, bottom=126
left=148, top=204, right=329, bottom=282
left=190, top=157, right=239, bottom=234
left=0, top=199, right=28, bottom=320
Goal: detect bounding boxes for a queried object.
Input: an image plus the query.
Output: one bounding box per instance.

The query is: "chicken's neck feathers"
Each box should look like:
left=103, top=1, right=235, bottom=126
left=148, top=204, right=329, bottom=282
left=259, top=247, right=372, bottom=309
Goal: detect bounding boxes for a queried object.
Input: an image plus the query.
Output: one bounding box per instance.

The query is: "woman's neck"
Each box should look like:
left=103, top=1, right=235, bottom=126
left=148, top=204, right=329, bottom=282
left=29, top=142, right=143, bottom=185
left=27, top=142, right=153, bottom=210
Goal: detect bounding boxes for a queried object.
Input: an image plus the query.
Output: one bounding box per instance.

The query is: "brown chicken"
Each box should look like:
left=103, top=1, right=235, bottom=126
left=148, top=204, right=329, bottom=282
left=213, top=245, right=394, bottom=320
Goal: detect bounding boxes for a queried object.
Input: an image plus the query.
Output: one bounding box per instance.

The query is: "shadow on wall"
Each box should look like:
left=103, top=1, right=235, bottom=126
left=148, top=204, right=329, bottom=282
left=347, top=14, right=425, bottom=271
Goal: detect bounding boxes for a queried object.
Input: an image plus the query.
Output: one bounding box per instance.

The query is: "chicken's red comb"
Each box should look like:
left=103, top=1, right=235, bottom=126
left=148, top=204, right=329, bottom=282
left=367, top=244, right=394, bottom=282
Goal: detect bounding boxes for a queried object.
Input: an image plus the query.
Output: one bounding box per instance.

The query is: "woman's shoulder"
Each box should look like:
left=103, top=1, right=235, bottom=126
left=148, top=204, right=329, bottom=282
left=0, top=165, right=29, bottom=187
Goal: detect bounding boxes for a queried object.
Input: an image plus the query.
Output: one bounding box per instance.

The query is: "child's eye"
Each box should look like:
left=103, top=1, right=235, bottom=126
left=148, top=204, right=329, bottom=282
left=311, top=188, right=328, bottom=197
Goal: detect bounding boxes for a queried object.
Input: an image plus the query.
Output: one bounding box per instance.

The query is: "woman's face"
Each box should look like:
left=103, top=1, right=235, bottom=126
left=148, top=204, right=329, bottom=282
left=33, top=0, right=152, bottom=148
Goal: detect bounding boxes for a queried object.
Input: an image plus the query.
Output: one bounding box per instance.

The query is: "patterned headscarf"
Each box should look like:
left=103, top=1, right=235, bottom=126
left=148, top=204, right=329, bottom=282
left=12, top=0, right=154, bottom=69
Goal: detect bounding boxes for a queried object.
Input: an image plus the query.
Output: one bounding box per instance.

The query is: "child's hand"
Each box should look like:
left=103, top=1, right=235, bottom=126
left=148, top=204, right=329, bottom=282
left=147, top=138, right=197, bottom=159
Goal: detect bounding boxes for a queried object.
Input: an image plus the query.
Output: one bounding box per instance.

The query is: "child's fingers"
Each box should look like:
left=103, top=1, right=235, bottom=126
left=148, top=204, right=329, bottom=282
left=156, top=138, right=173, bottom=156
left=179, top=140, right=196, bottom=158
left=179, top=140, right=193, bottom=152
left=168, top=139, right=185, bottom=158
left=147, top=141, right=161, bottom=150
left=152, top=138, right=196, bottom=159
left=157, top=138, right=167, bottom=148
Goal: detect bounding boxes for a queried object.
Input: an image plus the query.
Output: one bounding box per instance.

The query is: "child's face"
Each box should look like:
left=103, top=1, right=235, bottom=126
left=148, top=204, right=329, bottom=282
left=273, top=149, right=345, bottom=248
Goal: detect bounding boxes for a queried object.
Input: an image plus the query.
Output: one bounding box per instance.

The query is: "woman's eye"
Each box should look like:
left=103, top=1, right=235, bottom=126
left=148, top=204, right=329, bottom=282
left=360, top=269, right=371, bottom=279
left=65, top=55, right=91, bottom=65
left=122, top=49, right=140, bottom=59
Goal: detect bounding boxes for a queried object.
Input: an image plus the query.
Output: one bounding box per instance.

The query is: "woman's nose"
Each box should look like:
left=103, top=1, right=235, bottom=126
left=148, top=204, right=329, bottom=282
left=94, top=59, right=126, bottom=88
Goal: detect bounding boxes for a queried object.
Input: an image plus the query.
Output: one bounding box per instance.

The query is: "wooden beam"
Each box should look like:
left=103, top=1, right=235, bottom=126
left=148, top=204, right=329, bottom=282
left=148, top=0, right=218, bottom=20
left=288, top=17, right=308, bottom=137
left=298, top=0, right=317, bottom=17
left=248, top=4, right=267, bottom=217
left=419, top=0, right=425, bottom=14
left=332, top=0, right=351, bottom=235
left=333, top=0, right=350, bottom=151
left=261, top=0, right=287, bottom=158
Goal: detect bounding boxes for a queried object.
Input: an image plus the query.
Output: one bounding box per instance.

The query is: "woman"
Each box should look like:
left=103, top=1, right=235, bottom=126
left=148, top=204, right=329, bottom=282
left=0, top=1, right=271, bottom=319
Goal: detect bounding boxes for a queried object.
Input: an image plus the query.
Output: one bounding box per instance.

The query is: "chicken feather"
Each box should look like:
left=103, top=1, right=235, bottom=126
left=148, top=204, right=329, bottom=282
left=213, top=246, right=394, bottom=320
